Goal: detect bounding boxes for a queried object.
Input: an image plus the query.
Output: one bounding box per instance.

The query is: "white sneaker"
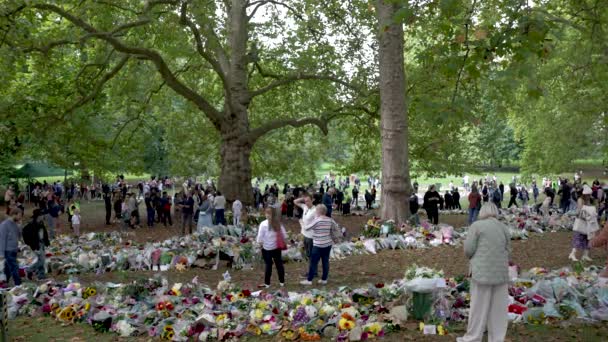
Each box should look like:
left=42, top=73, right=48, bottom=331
left=280, top=283, right=285, bottom=287
left=300, top=280, right=312, bottom=285
left=582, top=255, right=592, bottom=262
left=318, top=280, right=327, bottom=285
left=257, top=284, right=270, bottom=289
left=568, top=251, right=578, bottom=261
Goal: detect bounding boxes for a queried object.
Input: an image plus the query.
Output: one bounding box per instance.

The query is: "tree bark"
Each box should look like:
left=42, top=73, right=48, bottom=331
left=376, top=0, right=411, bottom=223
left=218, top=136, right=254, bottom=205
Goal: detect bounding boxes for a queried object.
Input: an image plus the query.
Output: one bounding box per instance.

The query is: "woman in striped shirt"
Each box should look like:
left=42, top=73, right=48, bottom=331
left=300, top=204, right=334, bottom=285
left=256, top=206, right=288, bottom=288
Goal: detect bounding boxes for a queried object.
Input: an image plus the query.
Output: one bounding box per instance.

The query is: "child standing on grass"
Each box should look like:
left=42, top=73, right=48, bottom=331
left=71, top=208, right=81, bottom=237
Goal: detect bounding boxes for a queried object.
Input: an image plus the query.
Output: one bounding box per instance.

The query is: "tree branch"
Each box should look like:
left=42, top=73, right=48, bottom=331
left=30, top=2, right=223, bottom=128
left=242, top=117, right=328, bottom=145
left=251, top=62, right=366, bottom=97
left=142, top=0, right=180, bottom=13
left=92, top=0, right=138, bottom=15
left=179, top=2, right=228, bottom=85
left=247, top=0, right=268, bottom=19
left=75, top=49, right=116, bottom=95
left=111, top=81, right=166, bottom=149
left=451, top=0, right=478, bottom=107
left=241, top=102, right=377, bottom=145
left=21, top=39, right=80, bottom=54
left=111, top=18, right=152, bottom=35
left=65, top=54, right=130, bottom=117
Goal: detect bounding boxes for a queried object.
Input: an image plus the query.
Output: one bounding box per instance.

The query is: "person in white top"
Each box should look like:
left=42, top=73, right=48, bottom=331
left=182, top=180, right=189, bottom=194
left=232, top=199, right=243, bottom=226
left=213, top=191, right=227, bottom=225
left=71, top=208, right=81, bottom=237
left=294, top=193, right=318, bottom=278
left=255, top=206, right=287, bottom=288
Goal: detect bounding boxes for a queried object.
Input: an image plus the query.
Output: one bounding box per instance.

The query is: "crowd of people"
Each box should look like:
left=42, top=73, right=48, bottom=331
left=255, top=177, right=378, bottom=218
left=413, top=173, right=608, bottom=228
left=3, top=171, right=608, bottom=294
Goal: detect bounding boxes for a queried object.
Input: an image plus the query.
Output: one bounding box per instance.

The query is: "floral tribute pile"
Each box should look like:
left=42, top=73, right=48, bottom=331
left=5, top=263, right=607, bottom=340
left=12, top=206, right=576, bottom=280
left=497, top=207, right=575, bottom=240
left=15, top=226, right=262, bottom=277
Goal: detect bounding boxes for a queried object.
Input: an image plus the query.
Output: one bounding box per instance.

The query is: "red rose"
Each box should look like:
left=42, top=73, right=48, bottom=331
left=242, top=289, right=251, bottom=297
left=272, top=308, right=279, bottom=315
left=374, top=283, right=384, bottom=288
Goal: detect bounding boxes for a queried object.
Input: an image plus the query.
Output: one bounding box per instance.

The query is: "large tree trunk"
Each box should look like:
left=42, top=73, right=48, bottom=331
left=218, top=137, right=253, bottom=205
left=215, top=0, right=254, bottom=205
left=376, top=0, right=411, bottom=223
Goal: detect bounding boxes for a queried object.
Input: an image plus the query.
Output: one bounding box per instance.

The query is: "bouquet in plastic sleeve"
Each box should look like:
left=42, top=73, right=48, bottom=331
left=404, top=265, right=446, bottom=293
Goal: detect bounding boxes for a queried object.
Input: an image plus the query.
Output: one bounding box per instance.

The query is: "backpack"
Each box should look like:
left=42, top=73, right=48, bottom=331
left=493, top=190, right=501, bottom=203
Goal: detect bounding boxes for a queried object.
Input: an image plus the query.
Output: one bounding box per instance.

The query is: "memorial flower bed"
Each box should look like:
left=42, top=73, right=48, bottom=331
left=4, top=264, right=608, bottom=340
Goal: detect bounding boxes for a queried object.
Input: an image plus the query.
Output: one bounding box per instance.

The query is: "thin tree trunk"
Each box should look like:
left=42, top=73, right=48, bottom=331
left=376, top=0, right=411, bottom=223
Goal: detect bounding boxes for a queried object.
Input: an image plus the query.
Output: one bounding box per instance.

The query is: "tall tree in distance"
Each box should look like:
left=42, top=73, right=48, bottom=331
left=376, top=0, right=410, bottom=223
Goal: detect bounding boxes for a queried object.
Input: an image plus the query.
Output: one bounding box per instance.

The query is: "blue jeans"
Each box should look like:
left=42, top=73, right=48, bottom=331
left=147, top=208, right=155, bottom=227
left=215, top=209, right=225, bottom=225
left=4, top=250, right=21, bottom=286
left=46, top=215, right=56, bottom=239
left=468, top=208, right=479, bottom=225
left=308, top=246, right=332, bottom=281
left=28, top=248, right=46, bottom=279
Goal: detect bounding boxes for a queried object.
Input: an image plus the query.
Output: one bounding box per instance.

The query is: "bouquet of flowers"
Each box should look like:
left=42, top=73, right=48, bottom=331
left=404, top=265, right=445, bottom=293
left=405, top=265, right=444, bottom=281
left=363, top=218, right=382, bottom=238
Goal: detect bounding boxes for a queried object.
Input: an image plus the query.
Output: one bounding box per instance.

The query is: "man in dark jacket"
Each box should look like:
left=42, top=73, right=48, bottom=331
left=364, top=190, right=373, bottom=210
left=322, top=187, right=334, bottom=217
left=444, top=191, right=453, bottom=210
left=499, top=182, right=505, bottom=201
left=507, top=184, right=518, bottom=208
left=103, top=183, right=112, bottom=225
left=336, top=189, right=344, bottom=212
left=23, top=209, right=50, bottom=280
left=352, top=186, right=359, bottom=208
left=452, top=189, right=461, bottom=209
left=423, top=185, right=441, bottom=224
left=558, top=179, right=571, bottom=213
left=409, top=193, right=420, bottom=225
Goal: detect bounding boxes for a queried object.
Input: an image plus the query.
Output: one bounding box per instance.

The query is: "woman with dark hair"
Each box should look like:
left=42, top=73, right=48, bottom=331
left=256, top=206, right=287, bottom=288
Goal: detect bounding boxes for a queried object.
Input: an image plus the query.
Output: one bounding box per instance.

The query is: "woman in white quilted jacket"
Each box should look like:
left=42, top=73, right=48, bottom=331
left=458, top=202, right=511, bottom=342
